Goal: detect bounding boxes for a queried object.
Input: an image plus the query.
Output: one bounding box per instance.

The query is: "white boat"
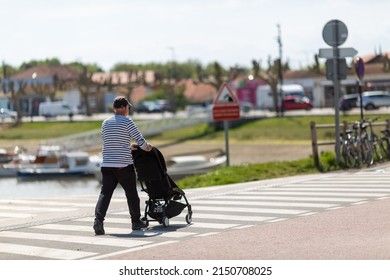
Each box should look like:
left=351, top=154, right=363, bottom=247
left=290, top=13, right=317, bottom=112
left=0, top=146, right=36, bottom=177
left=13, top=145, right=101, bottom=180
left=166, top=152, right=227, bottom=180
left=17, top=151, right=101, bottom=180
left=0, top=148, right=14, bottom=164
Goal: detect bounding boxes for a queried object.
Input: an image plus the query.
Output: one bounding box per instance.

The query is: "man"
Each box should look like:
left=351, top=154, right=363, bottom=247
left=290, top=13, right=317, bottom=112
left=93, top=96, right=153, bottom=235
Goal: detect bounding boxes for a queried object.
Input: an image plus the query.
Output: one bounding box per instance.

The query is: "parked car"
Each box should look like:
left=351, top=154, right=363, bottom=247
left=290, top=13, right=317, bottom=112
left=135, top=100, right=173, bottom=113
left=155, top=99, right=173, bottom=112
left=282, top=96, right=313, bottom=111
left=0, top=108, right=17, bottom=120
left=357, top=91, right=390, bottom=110
left=256, top=84, right=305, bottom=110
left=135, top=101, right=162, bottom=113
left=339, top=93, right=359, bottom=111
left=39, top=101, right=75, bottom=117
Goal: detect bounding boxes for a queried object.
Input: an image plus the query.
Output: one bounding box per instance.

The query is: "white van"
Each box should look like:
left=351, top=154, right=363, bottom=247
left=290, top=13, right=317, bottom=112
left=256, top=84, right=305, bottom=110
left=39, top=101, right=75, bottom=117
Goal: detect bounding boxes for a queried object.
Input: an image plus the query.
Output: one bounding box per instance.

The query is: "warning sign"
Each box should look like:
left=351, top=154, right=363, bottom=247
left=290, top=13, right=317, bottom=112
left=212, top=82, right=240, bottom=121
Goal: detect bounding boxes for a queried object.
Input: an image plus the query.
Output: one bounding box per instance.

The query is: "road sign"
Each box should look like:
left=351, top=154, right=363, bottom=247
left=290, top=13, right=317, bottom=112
left=354, top=57, right=365, bottom=80
left=319, top=47, right=357, bottom=59
left=322, top=19, right=348, bottom=47
left=212, top=82, right=240, bottom=121
left=326, top=58, right=347, bottom=80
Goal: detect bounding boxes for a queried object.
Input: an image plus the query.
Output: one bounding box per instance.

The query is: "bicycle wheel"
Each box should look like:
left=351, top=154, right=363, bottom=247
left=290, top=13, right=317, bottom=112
left=372, top=134, right=384, bottom=162
left=360, top=136, right=374, bottom=166
left=341, top=142, right=357, bottom=168
left=382, top=137, right=390, bottom=160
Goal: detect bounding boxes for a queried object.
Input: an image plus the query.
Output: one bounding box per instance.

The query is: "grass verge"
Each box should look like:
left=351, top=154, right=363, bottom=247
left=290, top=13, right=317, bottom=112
left=177, top=151, right=340, bottom=189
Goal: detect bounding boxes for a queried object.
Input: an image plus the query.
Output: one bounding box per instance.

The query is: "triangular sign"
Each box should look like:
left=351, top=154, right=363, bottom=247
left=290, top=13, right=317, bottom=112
left=213, top=82, right=238, bottom=104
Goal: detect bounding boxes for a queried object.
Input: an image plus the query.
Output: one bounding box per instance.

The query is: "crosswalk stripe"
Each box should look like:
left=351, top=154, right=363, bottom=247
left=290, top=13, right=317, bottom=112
left=0, top=231, right=151, bottom=248
left=0, top=199, right=96, bottom=207
left=76, top=217, right=130, bottom=224
left=75, top=217, right=238, bottom=229
left=189, top=199, right=338, bottom=208
left=271, top=187, right=390, bottom=192
left=192, top=205, right=308, bottom=215
left=294, top=182, right=390, bottom=186
left=177, top=212, right=275, bottom=222
left=0, top=212, right=35, bottom=218
left=211, top=195, right=361, bottom=202
left=183, top=222, right=240, bottom=229
left=32, top=224, right=197, bottom=238
left=128, top=230, right=197, bottom=238
left=0, top=242, right=96, bottom=260
left=240, top=191, right=389, bottom=197
left=0, top=205, right=77, bottom=212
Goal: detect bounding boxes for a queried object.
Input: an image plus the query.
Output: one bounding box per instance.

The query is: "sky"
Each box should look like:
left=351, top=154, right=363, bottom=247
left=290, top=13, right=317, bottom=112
left=1, top=0, right=390, bottom=72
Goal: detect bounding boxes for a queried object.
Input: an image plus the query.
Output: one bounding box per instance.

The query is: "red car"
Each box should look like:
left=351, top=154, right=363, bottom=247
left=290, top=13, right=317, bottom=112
left=282, top=96, right=313, bottom=111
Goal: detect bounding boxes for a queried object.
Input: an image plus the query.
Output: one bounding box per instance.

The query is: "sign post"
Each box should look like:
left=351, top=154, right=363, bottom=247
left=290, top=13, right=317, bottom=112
left=212, top=82, right=240, bottom=166
left=354, top=57, right=365, bottom=120
left=320, top=19, right=351, bottom=165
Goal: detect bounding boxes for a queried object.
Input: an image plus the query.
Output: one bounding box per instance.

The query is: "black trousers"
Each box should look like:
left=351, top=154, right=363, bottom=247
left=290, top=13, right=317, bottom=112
left=94, top=164, right=141, bottom=223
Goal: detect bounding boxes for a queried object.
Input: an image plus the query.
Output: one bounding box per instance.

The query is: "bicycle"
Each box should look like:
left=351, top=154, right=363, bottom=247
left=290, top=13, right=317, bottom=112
left=357, top=120, right=374, bottom=167
left=379, top=127, right=390, bottom=160
left=365, top=117, right=387, bottom=162
left=340, top=128, right=359, bottom=168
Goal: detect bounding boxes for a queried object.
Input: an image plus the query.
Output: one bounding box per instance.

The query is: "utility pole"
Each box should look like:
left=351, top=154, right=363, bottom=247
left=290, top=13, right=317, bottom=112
left=277, top=24, right=284, bottom=116
left=168, top=46, right=176, bottom=112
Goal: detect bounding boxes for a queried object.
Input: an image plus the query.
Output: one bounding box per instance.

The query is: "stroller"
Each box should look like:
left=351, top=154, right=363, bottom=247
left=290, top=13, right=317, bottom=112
left=132, top=146, right=192, bottom=227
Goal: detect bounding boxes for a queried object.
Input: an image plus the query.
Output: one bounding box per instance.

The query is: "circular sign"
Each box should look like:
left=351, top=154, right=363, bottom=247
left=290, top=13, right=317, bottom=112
left=354, top=57, right=365, bottom=80
left=322, top=19, right=348, bottom=47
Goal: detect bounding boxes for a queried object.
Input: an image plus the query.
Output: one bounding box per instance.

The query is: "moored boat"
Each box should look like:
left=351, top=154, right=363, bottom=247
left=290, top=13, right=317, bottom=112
left=0, top=146, right=36, bottom=177
left=17, top=151, right=101, bottom=180
left=166, top=151, right=226, bottom=180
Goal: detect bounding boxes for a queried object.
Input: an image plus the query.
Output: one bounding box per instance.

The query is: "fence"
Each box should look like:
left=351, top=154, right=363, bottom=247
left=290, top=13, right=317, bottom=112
left=47, top=115, right=209, bottom=151
left=310, top=119, right=390, bottom=168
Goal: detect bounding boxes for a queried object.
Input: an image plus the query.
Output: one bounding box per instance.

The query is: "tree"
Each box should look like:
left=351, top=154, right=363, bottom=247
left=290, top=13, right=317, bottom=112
left=20, top=58, right=61, bottom=70
left=77, top=67, right=95, bottom=116
left=119, top=70, right=147, bottom=112
left=67, top=61, right=104, bottom=73
left=3, top=80, right=27, bottom=125
left=1, top=62, right=18, bottom=78
left=209, top=62, right=225, bottom=89
left=252, top=57, right=282, bottom=115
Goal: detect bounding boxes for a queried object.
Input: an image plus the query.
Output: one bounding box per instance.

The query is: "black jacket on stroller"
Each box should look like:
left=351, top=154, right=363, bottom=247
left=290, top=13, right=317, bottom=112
left=132, top=146, right=192, bottom=227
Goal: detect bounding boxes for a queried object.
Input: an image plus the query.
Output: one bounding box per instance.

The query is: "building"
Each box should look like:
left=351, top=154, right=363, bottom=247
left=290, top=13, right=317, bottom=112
left=2, top=65, right=79, bottom=116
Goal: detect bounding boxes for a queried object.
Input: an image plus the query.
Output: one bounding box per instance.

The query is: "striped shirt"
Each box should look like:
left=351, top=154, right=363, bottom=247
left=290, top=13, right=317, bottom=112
left=101, top=114, right=148, bottom=167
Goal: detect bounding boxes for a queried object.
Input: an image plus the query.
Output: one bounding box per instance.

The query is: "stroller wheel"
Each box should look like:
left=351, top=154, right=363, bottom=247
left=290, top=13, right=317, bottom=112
left=162, top=216, right=169, bottom=227
left=185, top=213, right=192, bottom=224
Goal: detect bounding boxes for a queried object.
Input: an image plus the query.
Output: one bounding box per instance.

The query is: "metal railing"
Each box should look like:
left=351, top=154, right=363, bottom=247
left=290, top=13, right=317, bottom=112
left=46, top=115, right=210, bottom=151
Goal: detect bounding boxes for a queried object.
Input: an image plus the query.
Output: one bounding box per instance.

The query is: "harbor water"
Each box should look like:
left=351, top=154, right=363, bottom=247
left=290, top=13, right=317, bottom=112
left=0, top=177, right=105, bottom=200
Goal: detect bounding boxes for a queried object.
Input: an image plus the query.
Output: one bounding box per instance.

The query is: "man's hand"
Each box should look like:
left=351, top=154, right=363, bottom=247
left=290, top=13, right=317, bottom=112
left=130, top=144, right=138, bottom=151
left=143, top=143, right=153, bottom=152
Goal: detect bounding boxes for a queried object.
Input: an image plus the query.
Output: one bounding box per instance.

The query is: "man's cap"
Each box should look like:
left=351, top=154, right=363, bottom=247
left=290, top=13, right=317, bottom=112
left=113, top=96, right=132, bottom=108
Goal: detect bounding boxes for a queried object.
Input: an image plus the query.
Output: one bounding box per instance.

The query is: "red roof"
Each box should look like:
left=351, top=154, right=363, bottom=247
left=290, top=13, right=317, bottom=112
left=10, top=65, right=79, bottom=80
